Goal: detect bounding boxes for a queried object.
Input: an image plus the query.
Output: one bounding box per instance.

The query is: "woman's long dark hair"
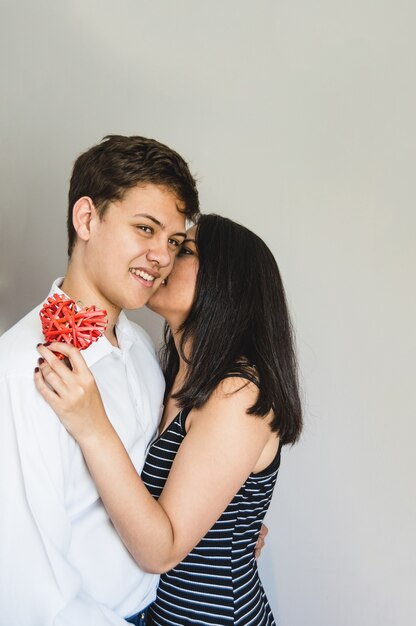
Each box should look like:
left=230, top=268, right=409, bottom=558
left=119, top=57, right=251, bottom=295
left=160, top=214, right=302, bottom=445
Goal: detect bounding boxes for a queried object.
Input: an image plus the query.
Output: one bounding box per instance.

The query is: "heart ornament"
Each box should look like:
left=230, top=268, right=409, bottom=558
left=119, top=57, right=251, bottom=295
left=39, top=293, right=108, bottom=357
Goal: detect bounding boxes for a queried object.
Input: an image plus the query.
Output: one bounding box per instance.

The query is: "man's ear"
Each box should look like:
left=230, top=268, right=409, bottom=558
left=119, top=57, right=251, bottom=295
left=72, top=197, right=97, bottom=243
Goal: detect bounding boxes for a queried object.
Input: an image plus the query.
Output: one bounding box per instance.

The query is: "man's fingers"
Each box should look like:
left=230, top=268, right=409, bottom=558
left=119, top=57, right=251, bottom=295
left=259, top=523, right=268, bottom=539
left=254, top=523, right=268, bottom=559
left=257, top=537, right=265, bottom=548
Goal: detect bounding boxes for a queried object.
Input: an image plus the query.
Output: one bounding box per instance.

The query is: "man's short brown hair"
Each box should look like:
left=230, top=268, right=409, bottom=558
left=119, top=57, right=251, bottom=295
left=67, top=135, right=200, bottom=256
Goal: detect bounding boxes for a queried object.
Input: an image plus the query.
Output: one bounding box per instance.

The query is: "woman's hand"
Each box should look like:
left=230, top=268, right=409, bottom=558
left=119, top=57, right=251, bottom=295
left=34, top=342, right=110, bottom=443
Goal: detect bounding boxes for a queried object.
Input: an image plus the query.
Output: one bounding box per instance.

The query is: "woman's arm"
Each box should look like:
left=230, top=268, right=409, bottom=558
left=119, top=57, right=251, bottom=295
left=35, top=342, right=274, bottom=574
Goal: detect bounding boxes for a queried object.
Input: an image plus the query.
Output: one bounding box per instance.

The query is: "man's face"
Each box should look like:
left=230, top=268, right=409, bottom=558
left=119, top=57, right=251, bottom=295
left=83, top=184, right=187, bottom=312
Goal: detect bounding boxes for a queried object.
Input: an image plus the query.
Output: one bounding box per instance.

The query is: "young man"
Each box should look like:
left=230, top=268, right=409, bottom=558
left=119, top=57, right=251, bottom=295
left=0, top=136, right=199, bottom=626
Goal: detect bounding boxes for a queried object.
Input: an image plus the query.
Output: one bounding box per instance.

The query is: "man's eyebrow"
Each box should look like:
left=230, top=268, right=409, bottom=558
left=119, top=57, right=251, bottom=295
left=132, top=213, right=186, bottom=238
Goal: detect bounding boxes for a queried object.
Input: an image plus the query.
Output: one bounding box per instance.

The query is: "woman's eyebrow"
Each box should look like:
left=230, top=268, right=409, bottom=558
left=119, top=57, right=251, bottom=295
left=133, top=213, right=186, bottom=238
left=182, top=238, right=196, bottom=244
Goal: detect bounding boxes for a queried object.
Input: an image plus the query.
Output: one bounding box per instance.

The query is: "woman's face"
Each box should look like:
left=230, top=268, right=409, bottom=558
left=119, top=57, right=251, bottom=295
left=146, top=225, right=199, bottom=326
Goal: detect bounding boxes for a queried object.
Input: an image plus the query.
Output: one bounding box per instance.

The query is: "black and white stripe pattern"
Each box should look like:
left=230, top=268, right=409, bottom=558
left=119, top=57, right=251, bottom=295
left=142, top=407, right=280, bottom=625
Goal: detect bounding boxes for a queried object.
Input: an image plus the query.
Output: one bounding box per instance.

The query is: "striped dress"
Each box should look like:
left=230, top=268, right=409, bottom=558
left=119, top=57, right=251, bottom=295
left=142, top=406, right=281, bottom=625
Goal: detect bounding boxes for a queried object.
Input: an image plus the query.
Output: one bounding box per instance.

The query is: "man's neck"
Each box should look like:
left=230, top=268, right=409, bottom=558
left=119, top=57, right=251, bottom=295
left=60, top=269, right=120, bottom=346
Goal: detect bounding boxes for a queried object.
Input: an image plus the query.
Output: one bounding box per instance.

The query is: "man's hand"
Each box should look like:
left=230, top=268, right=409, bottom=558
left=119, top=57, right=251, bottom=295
left=255, top=523, right=268, bottom=559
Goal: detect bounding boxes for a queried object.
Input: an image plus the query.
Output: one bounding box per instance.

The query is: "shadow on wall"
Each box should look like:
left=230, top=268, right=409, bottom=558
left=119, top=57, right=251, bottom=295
left=0, top=271, right=16, bottom=335
left=258, top=548, right=281, bottom=620
left=128, top=306, right=165, bottom=349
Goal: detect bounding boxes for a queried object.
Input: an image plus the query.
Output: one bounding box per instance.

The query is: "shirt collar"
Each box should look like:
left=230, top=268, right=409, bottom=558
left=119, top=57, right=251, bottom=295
left=45, top=278, right=133, bottom=367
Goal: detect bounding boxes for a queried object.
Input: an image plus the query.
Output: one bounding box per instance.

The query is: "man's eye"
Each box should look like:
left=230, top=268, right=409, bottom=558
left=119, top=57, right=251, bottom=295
left=137, top=225, right=153, bottom=234
left=168, top=238, right=180, bottom=249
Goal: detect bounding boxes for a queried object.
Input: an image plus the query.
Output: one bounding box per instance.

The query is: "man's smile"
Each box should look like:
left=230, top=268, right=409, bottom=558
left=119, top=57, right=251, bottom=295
left=129, top=267, right=160, bottom=287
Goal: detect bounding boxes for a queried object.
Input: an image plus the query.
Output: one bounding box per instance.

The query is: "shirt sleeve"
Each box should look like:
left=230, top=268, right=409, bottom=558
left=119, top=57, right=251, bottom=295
left=0, top=375, right=130, bottom=626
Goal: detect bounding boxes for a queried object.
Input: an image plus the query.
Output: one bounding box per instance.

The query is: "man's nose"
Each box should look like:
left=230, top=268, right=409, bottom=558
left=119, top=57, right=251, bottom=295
left=146, top=236, right=172, bottom=268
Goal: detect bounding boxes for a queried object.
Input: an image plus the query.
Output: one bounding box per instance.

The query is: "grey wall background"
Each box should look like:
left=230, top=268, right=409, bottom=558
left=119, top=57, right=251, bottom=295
left=1, top=1, right=415, bottom=624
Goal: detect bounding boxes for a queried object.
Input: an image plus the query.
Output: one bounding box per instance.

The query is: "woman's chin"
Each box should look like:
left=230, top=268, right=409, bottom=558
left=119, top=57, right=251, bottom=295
left=146, top=296, right=167, bottom=318
left=146, top=299, right=160, bottom=313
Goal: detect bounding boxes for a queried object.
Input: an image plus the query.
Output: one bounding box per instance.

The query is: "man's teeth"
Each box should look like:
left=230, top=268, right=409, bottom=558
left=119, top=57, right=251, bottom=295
left=130, top=269, right=155, bottom=282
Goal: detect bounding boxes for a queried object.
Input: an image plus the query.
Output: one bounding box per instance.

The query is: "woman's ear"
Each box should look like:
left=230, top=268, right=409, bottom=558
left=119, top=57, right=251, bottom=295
left=72, top=196, right=97, bottom=243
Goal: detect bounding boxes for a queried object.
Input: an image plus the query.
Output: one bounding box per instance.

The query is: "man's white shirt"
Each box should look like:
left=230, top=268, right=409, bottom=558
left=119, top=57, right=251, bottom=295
left=0, top=279, right=164, bottom=625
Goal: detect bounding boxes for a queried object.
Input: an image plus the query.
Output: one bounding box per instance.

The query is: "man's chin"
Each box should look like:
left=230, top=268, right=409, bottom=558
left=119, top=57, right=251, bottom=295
left=120, top=294, right=154, bottom=312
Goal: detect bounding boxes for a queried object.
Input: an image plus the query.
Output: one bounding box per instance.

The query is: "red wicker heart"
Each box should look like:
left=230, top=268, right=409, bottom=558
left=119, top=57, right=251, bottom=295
left=39, top=293, right=107, bottom=357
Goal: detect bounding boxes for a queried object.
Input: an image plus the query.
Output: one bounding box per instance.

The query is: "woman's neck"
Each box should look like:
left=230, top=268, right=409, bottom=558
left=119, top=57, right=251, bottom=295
left=170, top=327, right=189, bottom=390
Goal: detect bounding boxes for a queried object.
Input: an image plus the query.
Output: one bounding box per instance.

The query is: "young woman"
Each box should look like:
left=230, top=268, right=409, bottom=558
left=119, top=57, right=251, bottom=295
left=35, top=214, right=302, bottom=625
